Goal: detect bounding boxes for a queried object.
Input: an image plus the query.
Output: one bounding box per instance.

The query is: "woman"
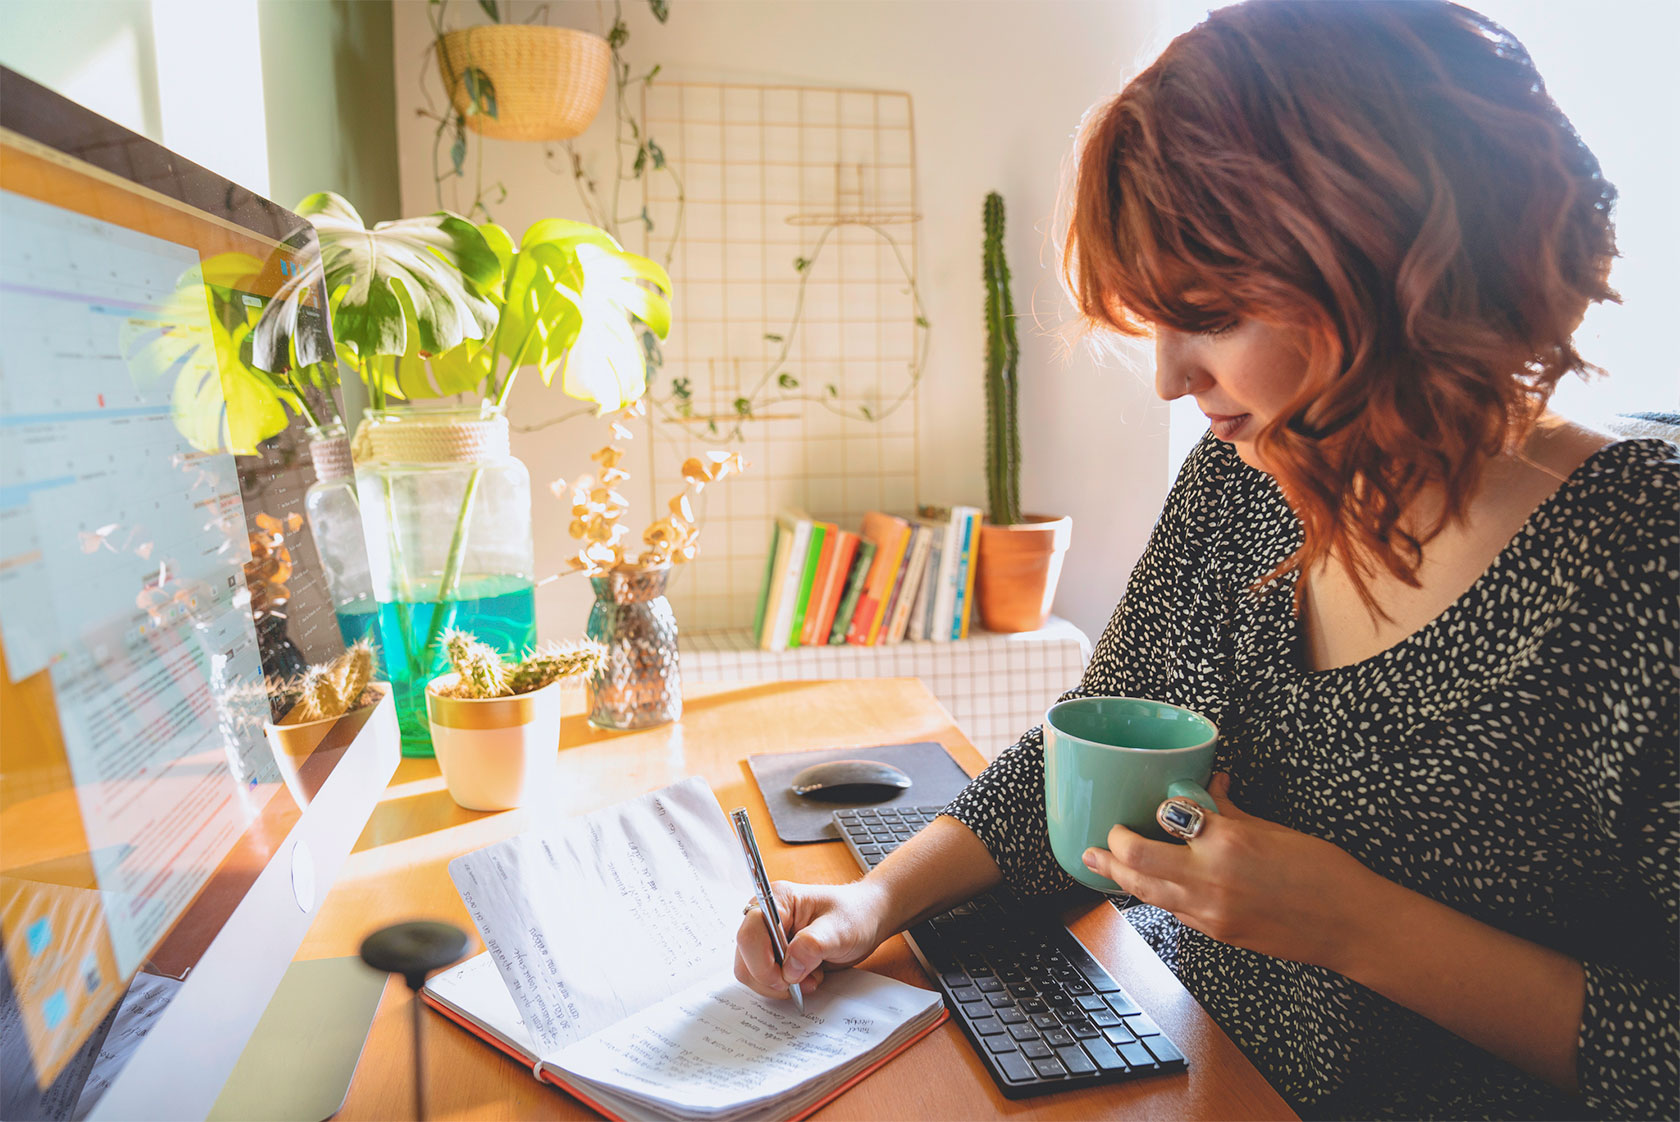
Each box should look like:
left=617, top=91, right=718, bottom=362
left=735, top=2, right=1677, bottom=1118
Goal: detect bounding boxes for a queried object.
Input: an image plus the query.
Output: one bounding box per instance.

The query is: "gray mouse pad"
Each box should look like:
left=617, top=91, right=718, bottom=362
left=747, top=742, right=977, bottom=844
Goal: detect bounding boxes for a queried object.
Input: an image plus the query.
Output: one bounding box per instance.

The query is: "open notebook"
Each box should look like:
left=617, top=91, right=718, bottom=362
left=422, top=777, right=946, bottom=1122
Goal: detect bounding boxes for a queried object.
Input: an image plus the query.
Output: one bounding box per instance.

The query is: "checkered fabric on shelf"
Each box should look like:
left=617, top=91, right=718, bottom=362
left=680, top=618, right=1092, bottom=757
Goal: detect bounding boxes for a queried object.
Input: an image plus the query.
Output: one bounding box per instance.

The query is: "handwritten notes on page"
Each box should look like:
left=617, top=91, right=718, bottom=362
left=554, top=970, right=943, bottom=1122
left=449, top=776, right=754, bottom=1055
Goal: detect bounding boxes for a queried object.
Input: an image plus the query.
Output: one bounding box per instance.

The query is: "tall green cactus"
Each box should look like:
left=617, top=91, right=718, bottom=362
left=982, top=191, right=1022, bottom=527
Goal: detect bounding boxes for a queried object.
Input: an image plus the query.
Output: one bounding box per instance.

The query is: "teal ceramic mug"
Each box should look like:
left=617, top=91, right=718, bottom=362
left=1044, top=696, right=1219, bottom=893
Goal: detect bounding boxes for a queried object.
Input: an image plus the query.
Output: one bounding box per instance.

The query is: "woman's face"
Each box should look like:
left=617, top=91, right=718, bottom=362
left=1154, top=318, right=1311, bottom=473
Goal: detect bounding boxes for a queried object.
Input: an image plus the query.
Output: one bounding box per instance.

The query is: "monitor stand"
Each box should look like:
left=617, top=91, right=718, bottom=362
left=206, top=957, right=388, bottom=1122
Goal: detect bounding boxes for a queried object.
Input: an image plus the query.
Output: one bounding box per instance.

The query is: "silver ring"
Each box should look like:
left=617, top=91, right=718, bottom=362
left=1157, top=796, right=1207, bottom=840
left=742, top=899, right=761, bottom=916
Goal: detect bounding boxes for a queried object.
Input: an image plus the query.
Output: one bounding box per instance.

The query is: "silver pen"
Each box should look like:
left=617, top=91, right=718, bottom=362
left=730, top=807, right=805, bottom=1012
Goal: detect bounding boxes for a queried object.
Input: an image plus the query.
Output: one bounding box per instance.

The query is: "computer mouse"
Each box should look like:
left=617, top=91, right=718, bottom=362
left=789, top=759, right=913, bottom=802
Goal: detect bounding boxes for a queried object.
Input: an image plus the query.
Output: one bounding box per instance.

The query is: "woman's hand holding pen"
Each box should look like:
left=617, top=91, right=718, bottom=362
left=733, top=880, right=890, bottom=1000
left=1081, top=773, right=1381, bottom=973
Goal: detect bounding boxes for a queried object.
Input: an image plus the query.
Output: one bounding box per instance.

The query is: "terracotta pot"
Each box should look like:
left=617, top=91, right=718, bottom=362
left=425, top=674, right=565, bottom=812
left=436, top=26, right=611, bottom=141
left=975, top=515, right=1072, bottom=633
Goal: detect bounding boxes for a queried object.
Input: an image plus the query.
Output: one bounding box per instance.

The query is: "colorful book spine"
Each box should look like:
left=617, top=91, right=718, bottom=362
left=956, top=509, right=981, bottom=638
left=847, top=512, right=912, bottom=646
left=950, top=509, right=977, bottom=640
left=804, top=529, right=857, bottom=647
left=756, top=520, right=794, bottom=650
left=885, top=525, right=934, bottom=643
left=751, top=523, right=782, bottom=646
left=785, top=522, right=827, bottom=648
left=827, top=540, right=876, bottom=644
left=767, top=513, right=811, bottom=652
left=908, top=526, right=943, bottom=642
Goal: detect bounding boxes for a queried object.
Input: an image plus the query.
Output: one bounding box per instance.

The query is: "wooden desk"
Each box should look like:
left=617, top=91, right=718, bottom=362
left=299, top=679, right=1295, bottom=1121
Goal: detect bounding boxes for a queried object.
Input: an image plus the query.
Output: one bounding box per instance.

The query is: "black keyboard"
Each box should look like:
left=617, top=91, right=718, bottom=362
left=833, top=805, right=1188, bottom=1098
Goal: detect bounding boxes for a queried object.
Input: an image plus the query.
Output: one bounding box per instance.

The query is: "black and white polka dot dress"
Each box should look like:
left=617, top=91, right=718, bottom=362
left=945, top=434, right=1679, bottom=1120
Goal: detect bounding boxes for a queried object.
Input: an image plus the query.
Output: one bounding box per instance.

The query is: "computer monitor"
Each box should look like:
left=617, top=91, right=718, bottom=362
left=0, top=68, right=399, bottom=1121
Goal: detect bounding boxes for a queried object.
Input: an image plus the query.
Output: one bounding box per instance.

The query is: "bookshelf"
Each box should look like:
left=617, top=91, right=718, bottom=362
left=680, top=617, right=1091, bottom=757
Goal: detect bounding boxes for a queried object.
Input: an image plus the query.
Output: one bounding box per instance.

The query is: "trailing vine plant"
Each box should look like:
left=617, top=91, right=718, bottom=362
left=421, top=0, right=515, bottom=222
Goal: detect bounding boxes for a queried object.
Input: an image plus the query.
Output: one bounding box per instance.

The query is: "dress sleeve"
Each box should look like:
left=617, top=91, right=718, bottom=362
left=1573, top=463, right=1680, bottom=1119
left=942, top=436, right=1237, bottom=896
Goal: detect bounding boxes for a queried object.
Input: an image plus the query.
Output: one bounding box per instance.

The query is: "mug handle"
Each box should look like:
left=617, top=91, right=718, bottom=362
left=1166, top=778, right=1219, bottom=814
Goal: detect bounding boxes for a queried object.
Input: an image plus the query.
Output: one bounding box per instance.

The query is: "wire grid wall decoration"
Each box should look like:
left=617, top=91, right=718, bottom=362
left=635, top=83, right=927, bottom=633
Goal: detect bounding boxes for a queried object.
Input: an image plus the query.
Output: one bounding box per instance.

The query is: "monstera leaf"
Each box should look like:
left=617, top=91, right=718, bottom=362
left=121, top=255, right=302, bottom=454
left=296, top=192, right=503, bottom=362
left=443, top=219, right=671, bottom=412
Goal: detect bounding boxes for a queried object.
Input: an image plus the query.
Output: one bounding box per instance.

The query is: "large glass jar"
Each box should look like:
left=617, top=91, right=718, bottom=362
left=304, top=423, right=377, bottom=647
left=354, top=405, right=535, bottom=756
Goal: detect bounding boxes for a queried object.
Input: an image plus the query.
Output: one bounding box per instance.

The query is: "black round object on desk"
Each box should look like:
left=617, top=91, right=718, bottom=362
left=360, top=921, right=469, bottom=990
left=360, top=920, right=469, bottom=1122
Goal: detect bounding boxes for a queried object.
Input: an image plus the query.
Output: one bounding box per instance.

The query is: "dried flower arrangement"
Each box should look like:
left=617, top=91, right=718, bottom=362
left=549, top=399, right=747, bottom=576
left=272, top=640, right=382, bottom=724
left=432, top=629, right=606, bottom=700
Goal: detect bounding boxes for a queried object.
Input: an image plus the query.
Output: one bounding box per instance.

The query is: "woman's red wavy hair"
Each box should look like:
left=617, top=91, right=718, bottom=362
left=1064, top=0, right=1618, bottom=612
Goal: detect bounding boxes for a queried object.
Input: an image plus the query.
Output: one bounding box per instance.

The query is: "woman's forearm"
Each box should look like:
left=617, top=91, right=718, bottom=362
left=1337, top=873, right=1585, bottom=1094
left=862, top=815, right=1003, bottom=938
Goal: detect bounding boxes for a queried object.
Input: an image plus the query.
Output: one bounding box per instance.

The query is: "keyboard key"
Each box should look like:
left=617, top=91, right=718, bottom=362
left=1144, top=1036, right=1186, bottom=1066
left=948, top=986, right=979, bottom=1004
left=1020, top=1040, right=1053, bottom=1060
left=986, top=992, right=1016, bottom=1009
left=995, top=1052, right=1034, bottom=1082
left=1063, top=980, right=1093, bottom=995
left=940, top=971, right=970, bottom=988
left=1105, top=992, right=1142, bottom=1015
left=1090, top=1009, right=1122, bottom=1028
left=1068, top=1022, right=1100, bottom=1040
left=1042, top=1028, right=1075, bottom=1048
left=1030, top=1013, right=1059, bottom=1029
left=1083, top=1038, right=1127, bottom=1071
left=1104, top=1025, right=1137, bottom=1045
left=1007, top=983, right=1036, bottom=998
left=1008, top=1024, right=1039, bottom=1042
left=1125, top=1012, right=1162, bottom=1038
left=1020, top=998, right=1048, bottom=1014
left=1057, top=1045, right=1099, bottom=1075
left=975, top=977, right=1005, bottom=993
left=959, top=1000, right=990, bottom=1020
left=1077, top=994, right=1109, bottom=1012
left=1116, top=1040, right=1158, bottom=1070
left=971, top=1017, right=1005, bottom=1036
left=997, top=1008, right=1028, bottom=1025
left=987, top=1036, right=1019, bottom=1054
left=1031, top=1058, right=1068, bottom=1078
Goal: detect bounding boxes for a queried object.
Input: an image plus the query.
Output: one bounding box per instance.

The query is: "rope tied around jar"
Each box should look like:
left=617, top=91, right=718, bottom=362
left=353, top=414, right=511, bottom=466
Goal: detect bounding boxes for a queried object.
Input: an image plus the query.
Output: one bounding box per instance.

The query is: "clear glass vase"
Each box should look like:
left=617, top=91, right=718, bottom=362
left=305, top=423, right=377, bottom=647
left=586, top=564, right=681, bottom=730
left=355, top=405, right=536, bottom=756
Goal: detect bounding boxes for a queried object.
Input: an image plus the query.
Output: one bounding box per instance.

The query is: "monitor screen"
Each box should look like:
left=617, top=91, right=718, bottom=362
left=0, top=67, right=392, bottom=1121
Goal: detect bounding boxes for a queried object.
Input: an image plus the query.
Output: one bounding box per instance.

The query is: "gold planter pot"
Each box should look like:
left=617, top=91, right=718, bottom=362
left=425, top=674, right=565, bottom=812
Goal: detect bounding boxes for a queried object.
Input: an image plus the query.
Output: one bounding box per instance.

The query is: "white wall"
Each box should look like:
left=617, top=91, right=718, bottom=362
left=393, top=0, right=1176, bottom=646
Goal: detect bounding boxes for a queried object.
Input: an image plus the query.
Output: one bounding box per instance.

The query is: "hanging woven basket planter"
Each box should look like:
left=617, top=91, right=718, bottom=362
left=436, top=25, right=611, bottom=141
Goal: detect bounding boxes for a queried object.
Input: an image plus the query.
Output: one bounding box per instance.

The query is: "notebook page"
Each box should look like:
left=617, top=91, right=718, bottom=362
left=552, top=969, right=944, bottom=1118
left=449, top=776, right=753, bottom=1055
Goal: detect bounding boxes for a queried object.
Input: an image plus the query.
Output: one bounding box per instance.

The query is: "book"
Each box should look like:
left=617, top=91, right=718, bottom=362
left=750, top=524, right=783, bottom=645
left=845, top=512, right=912, bottom=646
left=755, top=520, right=794, bottom=650
left=950, top=508, right=979, bottom=640
left=423, top=778, right=946, bottom=1122
left=765, top=511, right=812, bottom=652
left=884, top=525, right=934, bottom=643
left=907, top=522, right=944, bottom=642
left=803, top=529, right=858, bottom=647
left=827, top=540, right=876, bottom=644
left=918, top=504, right=979, bottom=643
left=785, top=520, right=827, bottom=649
